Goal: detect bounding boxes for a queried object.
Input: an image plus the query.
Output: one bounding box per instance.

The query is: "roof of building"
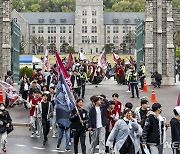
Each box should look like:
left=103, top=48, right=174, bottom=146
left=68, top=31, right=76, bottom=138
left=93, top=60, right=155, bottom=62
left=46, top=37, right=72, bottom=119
left=104, top=12, right=145, bottom=25
left=19, top=12, right=76, bottom=25
left=18, top=11, right=145, bottom=25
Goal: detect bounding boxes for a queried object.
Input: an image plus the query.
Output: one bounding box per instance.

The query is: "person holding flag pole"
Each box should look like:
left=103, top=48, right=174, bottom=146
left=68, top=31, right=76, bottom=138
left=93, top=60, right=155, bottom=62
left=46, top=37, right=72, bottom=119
left=54, top=49, right=84, bottom=152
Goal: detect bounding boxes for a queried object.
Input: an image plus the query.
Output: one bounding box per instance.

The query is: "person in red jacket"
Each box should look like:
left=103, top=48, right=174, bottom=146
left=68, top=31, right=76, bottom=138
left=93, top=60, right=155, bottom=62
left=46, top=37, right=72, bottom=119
left=115, top=64, right=125, bottom=85
left=27, top=90, right=42, bottom=138
left=112, top=93, right=124, bottom=120
left=105, top=100, right=116, bottom=153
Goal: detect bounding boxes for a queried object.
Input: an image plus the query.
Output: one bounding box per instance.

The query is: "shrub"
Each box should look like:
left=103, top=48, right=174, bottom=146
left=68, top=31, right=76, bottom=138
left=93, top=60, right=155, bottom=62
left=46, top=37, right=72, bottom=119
left=19, top=67, right=34, bottom=79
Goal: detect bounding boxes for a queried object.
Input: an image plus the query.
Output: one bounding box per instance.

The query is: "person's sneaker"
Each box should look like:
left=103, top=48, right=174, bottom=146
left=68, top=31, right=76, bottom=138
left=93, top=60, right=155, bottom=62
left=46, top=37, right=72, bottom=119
left=126, top=90, right=131, bottom=93
left=36, top=134, right=40, bottom=138
left=131, top=96, right=135, bottom=98
left=50, top=127, right=52, bottom=130
left=65, top=149, right=71, bottom=152
left=56, top=145, right=60, bottom=150
left=2, top=148, right=7, bottom=153
left=52, top=134, right=57, bottom=138
left=43, top=140, right=46, bottom=146
left=96, top=145, right=99, bottom=149
left=31, top=133, right=35, bottom=138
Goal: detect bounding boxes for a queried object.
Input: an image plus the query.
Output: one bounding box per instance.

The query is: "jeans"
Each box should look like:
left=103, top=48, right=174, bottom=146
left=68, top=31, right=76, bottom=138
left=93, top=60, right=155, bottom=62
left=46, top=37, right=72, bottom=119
left=140, top=77, right=145, bottom=89
left=73, top=131, right=86, bottom=154
left=149, top=144, right=163, bottom=154
left=81, top=85, right=85, bottom=98
left=0, top=131, right=7, bottom=151
left=90, top=127, right=105, bottom=154
left=57, top=127, right=70, bottom=150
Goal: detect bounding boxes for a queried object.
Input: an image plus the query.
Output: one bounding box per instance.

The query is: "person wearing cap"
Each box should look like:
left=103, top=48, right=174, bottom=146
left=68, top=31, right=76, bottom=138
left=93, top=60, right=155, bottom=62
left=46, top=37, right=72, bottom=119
left=37, top=93, right=53, bottom=145
left=70, top=70, right=81, bottom=97
left=135, top=99, right=150, bottom=128
left=0, top=102, right=12, bottom=153
left=142, top=103, right=165, bottom=154
left=47, top=70, right=56, bottom=89
left=27, top=90, right=42, bottom=138
left=170, top=106, right=180, bottom=154
left=88, top=96, right=108, bottom=154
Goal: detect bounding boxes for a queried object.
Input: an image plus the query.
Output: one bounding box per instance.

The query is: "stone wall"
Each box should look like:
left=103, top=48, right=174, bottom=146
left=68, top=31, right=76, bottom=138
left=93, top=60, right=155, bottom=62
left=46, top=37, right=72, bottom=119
left=145, top=0, right=175, bottom=85
left=0, top=0, right=11, bottom=80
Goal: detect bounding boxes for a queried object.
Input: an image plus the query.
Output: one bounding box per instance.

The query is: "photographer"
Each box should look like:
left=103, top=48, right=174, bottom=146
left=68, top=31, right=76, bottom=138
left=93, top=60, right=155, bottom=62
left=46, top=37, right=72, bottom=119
left=151, top=71, right=162, bottom=88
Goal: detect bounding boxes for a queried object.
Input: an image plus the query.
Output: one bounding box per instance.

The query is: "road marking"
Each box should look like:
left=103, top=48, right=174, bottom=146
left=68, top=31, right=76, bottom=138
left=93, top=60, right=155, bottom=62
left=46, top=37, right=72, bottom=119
left=51, top=150, right=65, bottom=152
left=32, top=147, right=45, bottom=150
left=15, top=144, right=26, bottom=147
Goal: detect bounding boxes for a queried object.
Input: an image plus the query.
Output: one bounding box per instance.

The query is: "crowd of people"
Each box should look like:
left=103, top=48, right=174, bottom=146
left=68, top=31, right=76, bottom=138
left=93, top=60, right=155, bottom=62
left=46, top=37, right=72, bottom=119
left=0, top=57, right=179, bottom=154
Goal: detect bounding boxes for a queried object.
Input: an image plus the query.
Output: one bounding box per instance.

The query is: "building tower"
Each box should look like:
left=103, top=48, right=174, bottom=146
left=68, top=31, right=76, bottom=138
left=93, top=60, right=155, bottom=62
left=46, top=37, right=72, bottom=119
left=0, top=0, right=12, bottom=80
left=74, top=0, right=104, bottom=54
left=145, top=0, right=175, bottom=85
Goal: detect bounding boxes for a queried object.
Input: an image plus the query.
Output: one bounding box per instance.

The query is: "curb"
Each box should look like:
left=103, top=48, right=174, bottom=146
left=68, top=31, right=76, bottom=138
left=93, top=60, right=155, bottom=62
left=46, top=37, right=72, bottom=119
left=13, top=123, right=30, bottom=127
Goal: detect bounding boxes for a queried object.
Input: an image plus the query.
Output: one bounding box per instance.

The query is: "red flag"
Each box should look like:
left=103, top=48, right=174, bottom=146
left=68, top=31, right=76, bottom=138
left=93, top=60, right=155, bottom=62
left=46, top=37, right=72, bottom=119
left=112, top=52, right=122, bottom=63
left=129, top=56, right=135, bottom=65
left=66, top=52, right=74, bottom=69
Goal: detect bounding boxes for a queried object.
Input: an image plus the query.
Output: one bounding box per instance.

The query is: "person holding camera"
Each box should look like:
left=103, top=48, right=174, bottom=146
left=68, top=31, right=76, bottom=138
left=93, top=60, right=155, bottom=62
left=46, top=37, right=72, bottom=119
left=151, top=71, right=162, bottom=88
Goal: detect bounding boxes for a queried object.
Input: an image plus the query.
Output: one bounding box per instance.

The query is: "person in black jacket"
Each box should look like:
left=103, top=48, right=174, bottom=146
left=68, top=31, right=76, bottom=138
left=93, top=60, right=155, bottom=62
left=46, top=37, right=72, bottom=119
left=170, top=106, right=180, bottom=154
left=88, top=96, right=108, bottom=154
left=70, top=70, right=81, bottom=97
left=0, top=103, right=12, bottom=153
left=142, top=103, right=165, bottom=154
left=20, top=77, right=30, bottom=109
left=69, top=99, right=88, bottom=154
left=47, top=70, right=55, bottom=88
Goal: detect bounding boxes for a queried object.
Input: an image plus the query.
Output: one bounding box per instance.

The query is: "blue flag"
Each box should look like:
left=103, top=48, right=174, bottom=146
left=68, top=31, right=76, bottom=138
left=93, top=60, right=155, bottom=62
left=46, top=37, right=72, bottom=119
left=55, top=51, right=75, bottom=128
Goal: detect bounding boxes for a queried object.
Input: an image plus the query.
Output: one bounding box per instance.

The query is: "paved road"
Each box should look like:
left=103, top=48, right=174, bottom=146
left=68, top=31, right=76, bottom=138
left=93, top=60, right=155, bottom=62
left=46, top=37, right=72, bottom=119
left=5, top=78, right=180, bottom=154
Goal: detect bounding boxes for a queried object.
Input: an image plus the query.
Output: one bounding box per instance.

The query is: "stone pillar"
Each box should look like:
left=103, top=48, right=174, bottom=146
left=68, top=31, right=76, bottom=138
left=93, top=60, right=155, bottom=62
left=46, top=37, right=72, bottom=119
left=145, top=0, right=175, bottom=85
left=0, top=0, right=11, bottom=80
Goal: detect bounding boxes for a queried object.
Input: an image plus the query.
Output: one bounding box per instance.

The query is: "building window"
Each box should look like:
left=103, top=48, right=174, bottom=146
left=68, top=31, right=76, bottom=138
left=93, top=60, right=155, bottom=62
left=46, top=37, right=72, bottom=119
left=60, top=36, right=66, bottom=43
left=113, top=36, right=119, bottom=44
left=113, top=26, right=119, bottom=33
left=69, top=26, right=72, bottom=33
left=38, top=27, right=44, bottom=33
left=82, top=10, right=87, bottom=16
left=91, top=36, right=97, bottom=43
left=32, top=27, right=35, bottom=33
left=60, top=27, right=66, bottom=33
left=37, top=46, right=44, bottom=53
left=107, top=26, right=110, bottom=33
left=48, top=27, right=56, bottom=33
left=81, top=48, right=83, bottom=52
left=92, top=10, right=97, bottom=16
left=92, top=18, right=96, bottom=24
left=82, top=18, right=87, bottom=24
left=53, top=27, right=56, bottom=33
left=123, top=26, right=126, bottom=33
left=107, top=36, right=110, bottom=43
left=69, top=36, right=72, bottom=43
left=82, top=26, right=87, bottom=33
left=48, top=36, right=56, bottom=43
left=96, top=48, right=98, bottom=53
left=82, top=36, right=88, bottom=43
left=92, top=26, right=97, bottom=33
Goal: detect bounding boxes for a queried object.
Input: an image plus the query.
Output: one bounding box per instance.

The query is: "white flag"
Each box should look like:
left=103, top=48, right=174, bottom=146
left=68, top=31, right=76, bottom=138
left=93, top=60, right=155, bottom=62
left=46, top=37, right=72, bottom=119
left=44, top=48, right=50, bottom=71
left=79, top=51, right=87, bottom=61
left=98, top=51, right=107, bottom=70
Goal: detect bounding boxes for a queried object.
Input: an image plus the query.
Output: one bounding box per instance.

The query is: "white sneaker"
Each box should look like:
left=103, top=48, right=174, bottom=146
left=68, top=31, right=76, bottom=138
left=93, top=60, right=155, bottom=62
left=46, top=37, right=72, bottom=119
left=31, top=133, right=35, bottom=138
left=52, top=134, right=57, bottom=138
left=50, top=127, right=52, bottom=130
left=126, top=90, right=131, bottom=93
left=96, top=145, right=99, bottom=149
left=36, top=134, right=40, bottom=138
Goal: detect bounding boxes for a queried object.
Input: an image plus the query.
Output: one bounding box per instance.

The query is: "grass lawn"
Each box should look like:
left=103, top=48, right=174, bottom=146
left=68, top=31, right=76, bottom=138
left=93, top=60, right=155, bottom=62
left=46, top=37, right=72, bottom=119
left=35, top=53, right=133, bottom=65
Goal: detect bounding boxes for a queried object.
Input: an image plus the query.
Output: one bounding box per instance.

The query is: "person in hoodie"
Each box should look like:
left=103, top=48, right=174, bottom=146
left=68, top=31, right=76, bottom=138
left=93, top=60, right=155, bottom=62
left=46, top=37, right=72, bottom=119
left=170, top=106, right=180, bottom=154
left=69, top=99, right=88, bottom=154
left=142, top=103, right=165, bottom=154
left=106, top=108, right=142, bottom=154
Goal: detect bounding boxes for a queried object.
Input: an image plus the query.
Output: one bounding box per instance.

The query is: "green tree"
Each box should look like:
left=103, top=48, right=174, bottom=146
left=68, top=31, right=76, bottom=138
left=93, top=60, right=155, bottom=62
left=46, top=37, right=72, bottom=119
left=61, top=42, right=69, bottom=53
left=173, top=0, right=180, bottom=8
left=112, top=0, right=132, bottom=12
left=102, top=43, right=114, bottom=53
left=67, top=46, right=75, bottom=53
